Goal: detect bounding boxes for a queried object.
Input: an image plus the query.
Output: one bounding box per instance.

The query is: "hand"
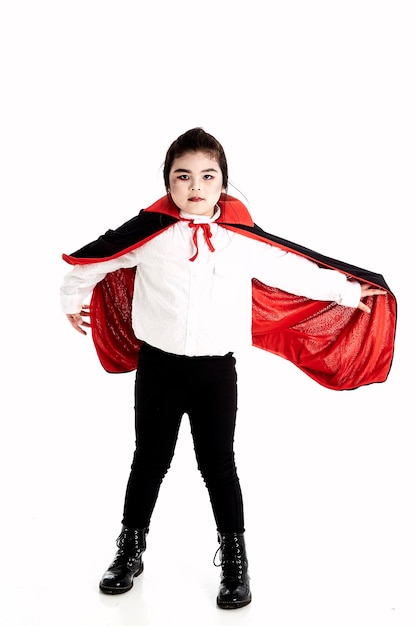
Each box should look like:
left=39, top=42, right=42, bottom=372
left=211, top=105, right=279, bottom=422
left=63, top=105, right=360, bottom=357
left=66, top=305, right=91, bottom=335
left=358, top=283, right=387, bottom=314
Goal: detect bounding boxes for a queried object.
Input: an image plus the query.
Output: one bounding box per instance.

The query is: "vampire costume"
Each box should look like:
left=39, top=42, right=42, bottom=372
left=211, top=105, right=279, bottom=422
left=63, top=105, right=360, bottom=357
left=62, top=194, right=396, bottom=391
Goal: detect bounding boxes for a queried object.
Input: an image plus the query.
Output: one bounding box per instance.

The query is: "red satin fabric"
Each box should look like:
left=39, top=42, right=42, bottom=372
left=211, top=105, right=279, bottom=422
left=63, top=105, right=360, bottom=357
left=251, top=279, right=396, bottom=389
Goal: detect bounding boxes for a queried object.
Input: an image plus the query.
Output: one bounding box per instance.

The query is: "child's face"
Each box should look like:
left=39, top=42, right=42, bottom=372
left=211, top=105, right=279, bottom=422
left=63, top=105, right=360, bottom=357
left=168, top=151, right=224, bottom=217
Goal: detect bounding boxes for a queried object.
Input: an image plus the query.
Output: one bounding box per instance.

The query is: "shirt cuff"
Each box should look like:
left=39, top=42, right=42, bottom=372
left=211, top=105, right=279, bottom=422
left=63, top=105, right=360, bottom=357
left=339, top=279, right=362, bottom=309
left=60, top=294, right=83, bottom=314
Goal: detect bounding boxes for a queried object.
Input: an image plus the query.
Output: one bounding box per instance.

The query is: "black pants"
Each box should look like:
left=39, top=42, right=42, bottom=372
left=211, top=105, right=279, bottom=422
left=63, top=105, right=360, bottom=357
left=122, top=343, right=245, bottom=533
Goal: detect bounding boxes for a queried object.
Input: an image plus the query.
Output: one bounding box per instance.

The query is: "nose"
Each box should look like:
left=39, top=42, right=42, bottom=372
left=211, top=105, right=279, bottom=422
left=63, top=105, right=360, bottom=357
left=189, top=177, right=201, bottom=191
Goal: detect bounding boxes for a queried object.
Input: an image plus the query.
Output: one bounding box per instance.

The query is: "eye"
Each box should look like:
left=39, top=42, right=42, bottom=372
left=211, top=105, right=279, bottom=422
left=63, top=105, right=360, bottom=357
left=178, top=174, right=190, bottom=180
left=203, top=174, right=214, bottom=180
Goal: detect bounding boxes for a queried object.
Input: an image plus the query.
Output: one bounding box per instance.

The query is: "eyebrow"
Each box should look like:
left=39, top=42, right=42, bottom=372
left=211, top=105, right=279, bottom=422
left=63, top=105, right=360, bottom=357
left=173, top=167, right=219, bottom=174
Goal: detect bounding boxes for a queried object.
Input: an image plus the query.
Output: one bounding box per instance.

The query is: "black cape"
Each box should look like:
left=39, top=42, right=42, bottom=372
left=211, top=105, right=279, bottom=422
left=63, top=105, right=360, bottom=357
left=63, top=194, right=396, bottom=390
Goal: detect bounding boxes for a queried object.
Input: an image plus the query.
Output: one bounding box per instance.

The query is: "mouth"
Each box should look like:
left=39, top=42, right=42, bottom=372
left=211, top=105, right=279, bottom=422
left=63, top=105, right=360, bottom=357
left=188, top=196, right=204, bottom=202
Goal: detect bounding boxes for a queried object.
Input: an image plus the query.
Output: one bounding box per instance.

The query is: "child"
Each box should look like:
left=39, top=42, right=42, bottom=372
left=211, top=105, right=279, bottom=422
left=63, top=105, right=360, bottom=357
left=60, top=128, right=395, bottom=609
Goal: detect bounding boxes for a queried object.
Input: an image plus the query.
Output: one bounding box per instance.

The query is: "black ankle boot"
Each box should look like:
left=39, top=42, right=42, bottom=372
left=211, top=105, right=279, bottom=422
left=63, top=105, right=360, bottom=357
left=99, top=526, right=148, bottom=594
left=215, top=531, right=252, bottom=609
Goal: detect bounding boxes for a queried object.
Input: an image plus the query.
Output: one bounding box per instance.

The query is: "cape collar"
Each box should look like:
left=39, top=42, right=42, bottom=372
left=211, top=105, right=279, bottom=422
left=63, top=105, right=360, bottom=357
left=143, top=193, right=255, bottom=227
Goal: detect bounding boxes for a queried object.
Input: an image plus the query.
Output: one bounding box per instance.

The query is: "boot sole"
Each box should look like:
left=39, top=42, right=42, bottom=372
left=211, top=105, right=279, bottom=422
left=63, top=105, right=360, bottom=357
left=99, top=563, right=144, bottom=594
left=217, top=593, right=252, bottom=609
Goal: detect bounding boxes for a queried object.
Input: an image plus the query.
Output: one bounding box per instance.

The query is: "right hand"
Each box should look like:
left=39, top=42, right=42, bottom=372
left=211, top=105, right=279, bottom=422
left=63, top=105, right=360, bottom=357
left=66, top=305, right=91, bottom=335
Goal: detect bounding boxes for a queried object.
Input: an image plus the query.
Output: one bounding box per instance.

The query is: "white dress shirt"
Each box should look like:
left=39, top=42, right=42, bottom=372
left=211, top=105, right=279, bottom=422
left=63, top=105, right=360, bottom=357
left=60, top=208, right=361, bottom=356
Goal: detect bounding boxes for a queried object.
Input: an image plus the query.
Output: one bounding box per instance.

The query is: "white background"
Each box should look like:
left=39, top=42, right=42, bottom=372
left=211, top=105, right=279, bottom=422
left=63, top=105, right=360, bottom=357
left=1, top=1, right=415, bottom=625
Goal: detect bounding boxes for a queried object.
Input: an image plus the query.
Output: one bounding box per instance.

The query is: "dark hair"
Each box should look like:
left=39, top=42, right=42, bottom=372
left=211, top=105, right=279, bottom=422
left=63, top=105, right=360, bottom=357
left=163, top=127, right=228, bottom=191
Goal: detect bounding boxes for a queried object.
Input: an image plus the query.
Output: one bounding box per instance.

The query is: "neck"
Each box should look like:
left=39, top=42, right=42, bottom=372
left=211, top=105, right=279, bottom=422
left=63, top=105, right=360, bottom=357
left=179, top=204, right=220, bottom=223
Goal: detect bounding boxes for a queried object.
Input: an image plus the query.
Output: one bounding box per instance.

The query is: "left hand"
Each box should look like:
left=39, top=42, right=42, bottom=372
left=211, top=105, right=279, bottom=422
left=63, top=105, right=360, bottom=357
left=66, top=305, right=91, bottom=335
left=358, top=283, right=387, bottom=313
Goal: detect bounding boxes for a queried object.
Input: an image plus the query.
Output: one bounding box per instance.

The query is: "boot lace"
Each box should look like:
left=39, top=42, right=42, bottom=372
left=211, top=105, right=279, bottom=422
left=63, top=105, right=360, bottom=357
left=112, top=528, right=144, bottom=567
left=213, top=534, right=245, bottom=583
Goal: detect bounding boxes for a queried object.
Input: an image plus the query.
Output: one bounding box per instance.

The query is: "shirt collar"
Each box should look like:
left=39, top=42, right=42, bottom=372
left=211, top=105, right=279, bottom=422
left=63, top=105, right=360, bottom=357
left=179, top=204, right=221, bottom=224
